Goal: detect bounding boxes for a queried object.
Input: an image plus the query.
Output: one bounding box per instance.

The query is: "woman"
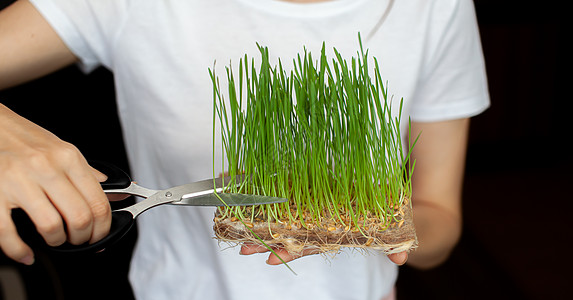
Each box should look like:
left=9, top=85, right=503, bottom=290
left=0, top=0, right=489, bottom=299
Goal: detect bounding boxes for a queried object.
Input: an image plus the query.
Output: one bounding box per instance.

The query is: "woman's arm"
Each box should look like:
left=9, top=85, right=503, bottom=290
left=0, top=1, right=110, bottom=265
left=406, top=118, right=470, bottom=269
left=0, top=0, right=77, bottom=89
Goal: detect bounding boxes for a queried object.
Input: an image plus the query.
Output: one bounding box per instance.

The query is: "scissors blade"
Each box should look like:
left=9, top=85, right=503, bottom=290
left=162, top=175, right=287, bottom=206
left=173, top=192, right=287, bottom=206
left=160, top=176, right=239, bottom=201
left=177, top=176, right=234, bottom=194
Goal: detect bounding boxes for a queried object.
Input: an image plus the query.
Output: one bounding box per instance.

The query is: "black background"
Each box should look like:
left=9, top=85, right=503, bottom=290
left=0, top=0, right=570, bottom=299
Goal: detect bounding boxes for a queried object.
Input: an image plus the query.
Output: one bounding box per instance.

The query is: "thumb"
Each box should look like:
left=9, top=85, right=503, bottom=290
left=90, top=167, right=108, bottom=183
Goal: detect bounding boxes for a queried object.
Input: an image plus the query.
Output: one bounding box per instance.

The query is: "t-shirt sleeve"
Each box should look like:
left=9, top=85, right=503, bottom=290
left=29, top=0, right=131, bottom=72
left=409, top=0, right=490, bottom=122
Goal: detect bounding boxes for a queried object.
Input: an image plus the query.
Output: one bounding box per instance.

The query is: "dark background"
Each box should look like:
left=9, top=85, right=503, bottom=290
left=0, top=0, right=570, bottom=299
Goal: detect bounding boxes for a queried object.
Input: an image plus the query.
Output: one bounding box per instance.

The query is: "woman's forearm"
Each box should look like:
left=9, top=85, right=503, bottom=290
left=406, top=199, right=462, bottom=269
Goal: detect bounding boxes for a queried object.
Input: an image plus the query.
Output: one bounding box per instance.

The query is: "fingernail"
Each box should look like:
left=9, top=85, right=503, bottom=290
left=20, top=254, right=35, bottom=266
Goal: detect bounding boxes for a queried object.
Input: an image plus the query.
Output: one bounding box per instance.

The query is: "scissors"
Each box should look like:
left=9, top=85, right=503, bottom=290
left=13, top=161, right=287, bottom=254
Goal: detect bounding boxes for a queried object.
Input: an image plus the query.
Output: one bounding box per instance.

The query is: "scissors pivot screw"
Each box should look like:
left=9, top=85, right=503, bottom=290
left=165, top=191, right=173, bottom=197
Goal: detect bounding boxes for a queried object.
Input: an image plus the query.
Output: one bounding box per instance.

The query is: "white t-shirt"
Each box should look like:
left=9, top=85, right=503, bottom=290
left=30, top=0, right=490, bottom=299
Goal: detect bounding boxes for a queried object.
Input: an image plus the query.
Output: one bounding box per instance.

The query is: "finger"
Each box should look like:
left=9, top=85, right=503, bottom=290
left=89, top=166, right=108, bottom=183
left=6, top=178, right=66, bottom=246
left=387, top=251, right=408, bottom=266
left=66, top=162, right=111, bottom=244
left=89, top=164, right=128, bottom=202
left=0, top=208, right=34, bottom=265
left=106, top=193, right=130, bottom=202
left=266, top=247, right=320, bottom=265
left=41, top=174, right=95, bottom=245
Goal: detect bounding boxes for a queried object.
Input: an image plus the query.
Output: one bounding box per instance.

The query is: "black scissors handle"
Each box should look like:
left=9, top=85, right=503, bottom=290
left=13, top=161, right=137, bottom=254
left=49, top=210, right=135, bottom=253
